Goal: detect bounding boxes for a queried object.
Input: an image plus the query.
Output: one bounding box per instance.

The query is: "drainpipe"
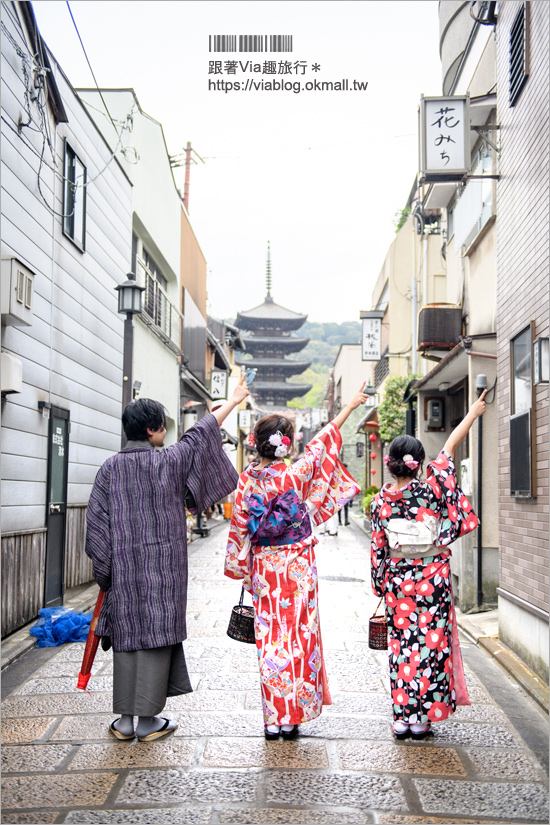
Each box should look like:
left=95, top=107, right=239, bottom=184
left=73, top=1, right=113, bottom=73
left=475, top=373, right=487, bottom=609
left=411, top=224, right=418, bottom=374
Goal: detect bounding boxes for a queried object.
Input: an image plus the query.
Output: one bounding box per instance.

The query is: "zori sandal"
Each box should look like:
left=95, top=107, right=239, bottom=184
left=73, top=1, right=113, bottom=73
left=410, top=722, right=431, bottom=740
left=137, top=718, right=178, bottom=742
left=109, top=720, right=135, bottom=740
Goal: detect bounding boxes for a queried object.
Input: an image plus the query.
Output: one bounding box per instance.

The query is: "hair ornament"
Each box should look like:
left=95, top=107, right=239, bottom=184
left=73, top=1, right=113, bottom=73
left=268, top=430, right=290, bottom=458
left=383, top=455, right=389, bottom=465
left=245, top=433, right=256, bottom=449
left=403, top=454, right=419, bottom=470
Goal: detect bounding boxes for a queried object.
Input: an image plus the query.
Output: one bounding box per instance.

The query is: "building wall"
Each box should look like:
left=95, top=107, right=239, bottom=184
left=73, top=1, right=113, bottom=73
left=495, top=0, right=549, bottom=680
left=1, top=2, right=132, bottom=634
left=78, top=88, right=186, bottom=442
left=180, top=212, right=207, bottom=319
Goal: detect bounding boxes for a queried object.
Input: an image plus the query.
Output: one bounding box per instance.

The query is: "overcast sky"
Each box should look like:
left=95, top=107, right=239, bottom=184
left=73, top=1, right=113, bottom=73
left=33, top=0, right=442, bottom=324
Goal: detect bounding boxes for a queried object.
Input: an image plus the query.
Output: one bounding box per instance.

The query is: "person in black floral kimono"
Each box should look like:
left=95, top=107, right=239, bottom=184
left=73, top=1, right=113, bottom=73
left=370, top=391, right=487, bottom=739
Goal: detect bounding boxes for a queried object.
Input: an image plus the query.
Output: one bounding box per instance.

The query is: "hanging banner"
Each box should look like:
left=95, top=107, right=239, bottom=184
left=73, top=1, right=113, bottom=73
left=420, top=94, right=470, bottom=183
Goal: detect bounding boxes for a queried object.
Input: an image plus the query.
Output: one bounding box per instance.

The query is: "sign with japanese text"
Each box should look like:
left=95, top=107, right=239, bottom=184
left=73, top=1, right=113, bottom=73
left=210, top=369, right=228, bottom=399
left=420, top=95, right=470, bottom=182
left=238, top=410, right=251, bottom=429
left=361, top=314, right=383, bottom=361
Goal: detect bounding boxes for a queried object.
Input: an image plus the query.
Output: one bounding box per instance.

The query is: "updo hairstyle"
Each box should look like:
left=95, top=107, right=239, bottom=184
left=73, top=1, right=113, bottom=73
left=254, top=414, right=294, bottom=459
left=386, top=434, right=425, bottom=479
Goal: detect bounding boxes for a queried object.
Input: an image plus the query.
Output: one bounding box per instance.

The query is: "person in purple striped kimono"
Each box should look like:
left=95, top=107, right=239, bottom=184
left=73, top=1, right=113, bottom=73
left=85, top=379, right=248, bottom=742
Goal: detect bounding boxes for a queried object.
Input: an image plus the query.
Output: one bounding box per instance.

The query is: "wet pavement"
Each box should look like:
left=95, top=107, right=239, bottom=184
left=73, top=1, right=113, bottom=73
left=1, top=519, right=548, bottom=824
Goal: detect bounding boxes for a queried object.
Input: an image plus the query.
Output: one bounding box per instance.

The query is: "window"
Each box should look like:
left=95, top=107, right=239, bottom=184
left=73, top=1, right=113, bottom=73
left=509, top=2, right=529, bottom=107
left=63, top=142, right=86, bottom=250
left=510, top=323, right=535, bottom=496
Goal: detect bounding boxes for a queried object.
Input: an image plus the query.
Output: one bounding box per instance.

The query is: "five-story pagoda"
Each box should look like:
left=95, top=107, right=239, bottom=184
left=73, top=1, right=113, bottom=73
left=235, top=246, right=312, bottom=408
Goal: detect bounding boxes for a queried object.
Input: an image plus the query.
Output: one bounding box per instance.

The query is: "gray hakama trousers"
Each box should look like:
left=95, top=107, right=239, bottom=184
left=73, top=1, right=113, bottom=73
left=113, top=643, right=192, bottom=716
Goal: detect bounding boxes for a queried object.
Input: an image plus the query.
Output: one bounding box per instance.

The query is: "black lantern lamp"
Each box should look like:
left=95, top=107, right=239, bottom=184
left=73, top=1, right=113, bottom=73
left=115, top=273, right=145, bottom=314
left=115, top=273, right=145, bottom=446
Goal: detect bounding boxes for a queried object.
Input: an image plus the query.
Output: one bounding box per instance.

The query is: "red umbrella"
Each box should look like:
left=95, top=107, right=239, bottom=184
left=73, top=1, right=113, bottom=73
left=77, top=589, right=105, bottom=691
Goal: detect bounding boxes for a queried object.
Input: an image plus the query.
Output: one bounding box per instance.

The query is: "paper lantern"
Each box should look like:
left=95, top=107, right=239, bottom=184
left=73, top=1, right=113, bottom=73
left=369, top=433, right=377, bottom=442
left=371, top=469, right=376, bottom=475
left=370, top=452, right=377, bottom=460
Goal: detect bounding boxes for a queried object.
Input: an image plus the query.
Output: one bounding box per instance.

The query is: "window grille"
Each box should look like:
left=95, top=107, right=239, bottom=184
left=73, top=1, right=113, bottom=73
left=374, top=349, right=390, bottom=388
left=509, top=2, right=529, bottom=106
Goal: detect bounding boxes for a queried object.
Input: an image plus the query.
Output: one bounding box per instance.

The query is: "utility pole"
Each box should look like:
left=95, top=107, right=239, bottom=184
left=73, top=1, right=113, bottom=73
left=183, top=142, right=192, bottom=213
left=169, top=143, right=205, bottom=213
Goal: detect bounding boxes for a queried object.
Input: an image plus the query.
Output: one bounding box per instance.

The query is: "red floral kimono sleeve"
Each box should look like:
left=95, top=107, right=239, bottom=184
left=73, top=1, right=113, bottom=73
left=426, top=450, right=479, bottom=546
left=370, top=493, right=388, bottom=597
left=286, top=423, right=360, bottom=525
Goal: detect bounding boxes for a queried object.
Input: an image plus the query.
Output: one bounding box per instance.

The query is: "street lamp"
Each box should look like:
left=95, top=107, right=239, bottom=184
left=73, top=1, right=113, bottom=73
left=115, top=273, right=145, bottom=445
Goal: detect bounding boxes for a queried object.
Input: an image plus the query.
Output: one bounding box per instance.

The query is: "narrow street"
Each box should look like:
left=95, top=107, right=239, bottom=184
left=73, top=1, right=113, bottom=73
left=1, top=518, right=548, bottom=825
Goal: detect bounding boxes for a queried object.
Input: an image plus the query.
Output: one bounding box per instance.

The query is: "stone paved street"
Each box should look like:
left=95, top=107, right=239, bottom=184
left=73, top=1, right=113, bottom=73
left=1, top=519, right=548, bottom=824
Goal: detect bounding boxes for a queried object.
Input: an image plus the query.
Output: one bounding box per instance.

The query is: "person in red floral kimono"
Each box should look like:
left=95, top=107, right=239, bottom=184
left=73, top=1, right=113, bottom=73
left=370, top=390, right=487, bottom=739
left=225, top=386, right=367, bottom=740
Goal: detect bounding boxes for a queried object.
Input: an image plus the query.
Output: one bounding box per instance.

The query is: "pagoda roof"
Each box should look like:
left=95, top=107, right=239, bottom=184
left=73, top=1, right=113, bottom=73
left=242, top=335, right=310, bottom=352
left=253, top=381, right=312, bottom=397
left=236, top=297, right=307, bottom=331
left=235, top=357, right=311, bottom=374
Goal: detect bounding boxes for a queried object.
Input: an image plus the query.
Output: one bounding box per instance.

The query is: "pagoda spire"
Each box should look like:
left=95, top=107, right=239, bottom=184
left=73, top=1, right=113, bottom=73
left=265, top=241, right=273, bottom=303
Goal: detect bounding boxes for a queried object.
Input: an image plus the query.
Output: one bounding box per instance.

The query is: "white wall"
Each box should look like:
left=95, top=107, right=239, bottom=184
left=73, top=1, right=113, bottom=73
left=1, top=3, right=132, bottom=529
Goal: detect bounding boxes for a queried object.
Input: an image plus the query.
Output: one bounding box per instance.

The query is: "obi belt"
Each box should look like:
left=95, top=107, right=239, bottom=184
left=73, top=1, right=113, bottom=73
left=246, top=489, right=312, bottom=547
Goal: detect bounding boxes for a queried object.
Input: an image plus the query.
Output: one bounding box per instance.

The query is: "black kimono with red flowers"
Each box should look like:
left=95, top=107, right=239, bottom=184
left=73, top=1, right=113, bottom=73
left=370, top=450, right=478, bottom=725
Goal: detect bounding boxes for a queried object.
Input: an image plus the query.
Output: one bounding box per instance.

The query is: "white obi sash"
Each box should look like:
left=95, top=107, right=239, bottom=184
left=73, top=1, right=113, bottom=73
left=385, top=515, right=439, bottom=558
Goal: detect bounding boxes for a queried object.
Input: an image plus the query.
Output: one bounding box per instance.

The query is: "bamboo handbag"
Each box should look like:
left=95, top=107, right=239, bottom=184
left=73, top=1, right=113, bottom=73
left=368, top=596, right=388, bottom=650
left=227, top=587, right=255, bottom=644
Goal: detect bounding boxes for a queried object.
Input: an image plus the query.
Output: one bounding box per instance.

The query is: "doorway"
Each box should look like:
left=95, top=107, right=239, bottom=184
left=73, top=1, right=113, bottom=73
left=44, top=406, right=70, bottom=608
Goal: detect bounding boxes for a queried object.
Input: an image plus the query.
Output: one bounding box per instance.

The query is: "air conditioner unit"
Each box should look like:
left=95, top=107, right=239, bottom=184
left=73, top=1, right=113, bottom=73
left=1, top=258, right=35, bottom=326
left=418, top=304, right=462, bottom=352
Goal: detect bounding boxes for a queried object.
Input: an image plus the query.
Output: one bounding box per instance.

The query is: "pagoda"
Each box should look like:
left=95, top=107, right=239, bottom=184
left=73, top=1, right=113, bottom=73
left=235, top=245, right=312, bottom=408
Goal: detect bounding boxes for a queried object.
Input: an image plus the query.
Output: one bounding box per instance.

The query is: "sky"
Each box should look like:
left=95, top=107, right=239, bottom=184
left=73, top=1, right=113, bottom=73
left=32, top=0, right=443, bottom=324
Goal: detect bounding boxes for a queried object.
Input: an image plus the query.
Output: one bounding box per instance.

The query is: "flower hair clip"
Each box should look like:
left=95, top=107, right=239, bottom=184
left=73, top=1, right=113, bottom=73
left=383, top=456, right=389, bottom=464
left=245, top=433, right=256, bottom=449
left=402, top=454, right=419, bottom=470
left=268, top=430, right=291, bottom=458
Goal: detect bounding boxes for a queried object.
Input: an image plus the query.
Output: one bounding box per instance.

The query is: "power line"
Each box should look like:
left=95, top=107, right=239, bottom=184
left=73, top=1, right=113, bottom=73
left=65, top=1, right=120, bottom=140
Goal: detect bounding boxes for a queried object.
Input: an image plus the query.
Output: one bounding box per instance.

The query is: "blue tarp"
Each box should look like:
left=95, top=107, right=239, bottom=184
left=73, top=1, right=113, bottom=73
left=29, top=607, right=92, bottom=647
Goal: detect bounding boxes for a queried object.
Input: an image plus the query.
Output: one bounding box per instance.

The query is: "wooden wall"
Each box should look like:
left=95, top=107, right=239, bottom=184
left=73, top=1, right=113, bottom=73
left=1, top=529, right=46, bottom=637
left=65, top=504, right=93, bottom=589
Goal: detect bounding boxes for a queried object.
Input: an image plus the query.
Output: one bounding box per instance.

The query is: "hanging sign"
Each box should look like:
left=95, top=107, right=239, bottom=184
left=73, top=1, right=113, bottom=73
left=420, top=94, right=470, bottom=183
left=360, top=310, right=384, bottom=361
left=238, top=410, right=251, bottom=429
left=210, top=369, right=228, bottom=399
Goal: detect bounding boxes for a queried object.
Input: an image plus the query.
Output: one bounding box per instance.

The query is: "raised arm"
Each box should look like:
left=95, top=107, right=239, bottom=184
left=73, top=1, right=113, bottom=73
left=212, top=375, right=249, bottom=427
left=331, top=384, right=369, bottom=431
left=443, top=389, right=487, bottom=460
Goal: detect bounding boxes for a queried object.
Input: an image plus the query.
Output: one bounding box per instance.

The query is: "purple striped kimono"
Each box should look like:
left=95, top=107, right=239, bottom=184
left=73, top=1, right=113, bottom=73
left=85, top=414, right=238, bottom=652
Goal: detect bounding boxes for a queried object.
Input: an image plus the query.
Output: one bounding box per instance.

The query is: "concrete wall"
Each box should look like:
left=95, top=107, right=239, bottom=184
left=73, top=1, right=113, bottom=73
left=495, top=0, right=549, bottom=680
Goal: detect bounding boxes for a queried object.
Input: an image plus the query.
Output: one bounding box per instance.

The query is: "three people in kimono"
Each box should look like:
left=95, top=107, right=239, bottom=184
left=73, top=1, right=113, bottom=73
left=225, top=385, right=368, bottom=739
left=85, top=379, right=248, bottom=742
left=370, top=390, right=487, bottom=739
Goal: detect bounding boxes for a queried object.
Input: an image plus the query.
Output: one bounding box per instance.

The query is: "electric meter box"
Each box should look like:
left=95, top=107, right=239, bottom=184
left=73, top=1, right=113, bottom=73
left=1, top=258, right=35, bottom=326
left=427, top=398, right=444, bottom=429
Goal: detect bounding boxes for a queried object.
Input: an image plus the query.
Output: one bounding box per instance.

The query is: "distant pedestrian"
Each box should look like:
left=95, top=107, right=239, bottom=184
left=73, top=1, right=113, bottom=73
left=85, top=380, right=247, bottom=742
left=338, top=464, right=352, bottom=526
left=370, top=391, right=487, bottom=739
left=225, top=386, right=367, bottom=740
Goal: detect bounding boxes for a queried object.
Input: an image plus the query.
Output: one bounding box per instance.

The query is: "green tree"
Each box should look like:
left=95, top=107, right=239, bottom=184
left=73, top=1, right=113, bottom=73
left=377, top=374, right=420, bottom=443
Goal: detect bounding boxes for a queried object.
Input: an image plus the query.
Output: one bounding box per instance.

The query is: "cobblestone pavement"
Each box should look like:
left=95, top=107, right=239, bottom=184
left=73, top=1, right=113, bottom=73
left=1, top=520, right=548, bottom=824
